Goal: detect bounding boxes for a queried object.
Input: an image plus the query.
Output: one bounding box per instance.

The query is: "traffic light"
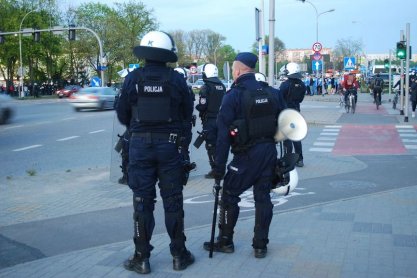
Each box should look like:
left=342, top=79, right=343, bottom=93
left=68, top=25, right=76, bottom=41
left=384, top=59, right=389, bottom=69
left=33, top=31, right=40, bottom=42
left=396, top=41, right=406, bottom=59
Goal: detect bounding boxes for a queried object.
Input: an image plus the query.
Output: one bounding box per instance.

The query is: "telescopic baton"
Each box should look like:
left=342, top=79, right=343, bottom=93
left=209, top=180, right=222, bottom=258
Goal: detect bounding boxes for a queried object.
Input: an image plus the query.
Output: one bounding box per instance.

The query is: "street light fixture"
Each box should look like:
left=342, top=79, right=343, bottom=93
left=19, top=9, right=37, bottom=98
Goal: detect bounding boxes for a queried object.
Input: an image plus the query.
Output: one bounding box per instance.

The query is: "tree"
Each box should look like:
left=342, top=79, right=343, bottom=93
left=333, top=38, right=363, bottom=71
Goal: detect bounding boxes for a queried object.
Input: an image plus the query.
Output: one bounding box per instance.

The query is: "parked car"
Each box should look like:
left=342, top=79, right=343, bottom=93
left=69, top=87, right=117, bottom=111
left=0, top=94, right=14, bottom=124
left=191, top=79, right=205, bottom=90
left=56, top=85, right=82, bottom=98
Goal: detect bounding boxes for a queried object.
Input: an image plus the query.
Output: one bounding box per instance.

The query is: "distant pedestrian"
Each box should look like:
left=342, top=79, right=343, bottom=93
left=410, top=76, right=417, bottom=118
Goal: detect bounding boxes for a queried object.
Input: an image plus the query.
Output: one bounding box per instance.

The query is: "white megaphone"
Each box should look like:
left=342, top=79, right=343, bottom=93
left=274, top=109, right=308, bottom=142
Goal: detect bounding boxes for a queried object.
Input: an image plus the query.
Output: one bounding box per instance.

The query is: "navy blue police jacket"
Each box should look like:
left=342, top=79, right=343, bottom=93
left=116, top=61, right=193, bottom=138
left=214, top=73, right=287, bottom=175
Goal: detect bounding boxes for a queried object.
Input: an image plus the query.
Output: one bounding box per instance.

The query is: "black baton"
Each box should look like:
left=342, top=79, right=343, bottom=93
left=209, top=181, right=222, bottom=258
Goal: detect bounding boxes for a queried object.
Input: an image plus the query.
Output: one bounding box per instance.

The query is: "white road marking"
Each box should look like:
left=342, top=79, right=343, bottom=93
left=320, top=132, right=339, bottom=136
left=322, top=129, right=340, bottom=132
left=62, top=117, right=76, bottom=121
left=405, top=145, right=417, bottom=149
left=89, top=129, right=105, bottom=134
left=3, top=125, right=24, bottom=130
left=325, top=125, right=342, bottom=128
left=317, top=137, right=337, bottom=141
left=397, top=129, right=416, bottom=133
left=396, top=125, right=414, bottom=128
left=402, top=139, right=417, bottom=143
left=310, top=147, right=332, bottom=152
left=314, top=142, right=335, bottom=146
left=399, top=134, right=417, bottom=137
left=13, top=144, right=42, bottom=152
left=56, top=136, right=80, bottom=141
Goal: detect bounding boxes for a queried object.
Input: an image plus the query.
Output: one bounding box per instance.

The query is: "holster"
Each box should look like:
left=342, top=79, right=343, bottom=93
left=193, top=131, right=206, bottom=149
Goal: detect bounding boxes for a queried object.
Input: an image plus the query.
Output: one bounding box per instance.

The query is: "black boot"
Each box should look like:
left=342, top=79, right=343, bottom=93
left=124, top=252, right=151, bottom=274
left=204, top=170, right=215, bottom=179
left=166, top=209, right=194, bottom=270
left=252, top=200, right=272, bottom=259
left=203, top=236, right=235, bottom=253
left=173, top=249, right=195, bottom=271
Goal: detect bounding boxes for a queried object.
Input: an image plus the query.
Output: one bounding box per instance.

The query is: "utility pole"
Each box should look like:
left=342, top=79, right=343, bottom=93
left=268, top=0, right=275, bottom=86
left=404, top=23, right=410, bottom=122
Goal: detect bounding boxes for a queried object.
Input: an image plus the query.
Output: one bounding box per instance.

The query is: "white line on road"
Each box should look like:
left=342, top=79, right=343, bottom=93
left=3, top=125, right=24, bottom=130
left=396, top=125, right=414, bottom=128
left=62, top=117, right=76, bottom=121
left=402, top=139, right=417, bottom=143
left=13, top=144, right=42, bottom=152
left=322, top=129, right=340, bottom=132
left=399, top=134, right=417, bottom=137
left=317, top=137, right=337, bottom=141
left=397, top=129, right=417, bottom=133
left=56, top=136, right=80, bottom=141
left=314, top=142, right=335, bottom=146
left=309, top=147, right=332, bottom=152
left=320, top=132, right=339, bottom=136
left=89, top=130, right=105, bottom=134
left=325, top=125, right=342, bottom=128
left=405, top=145, right=417, bottom=149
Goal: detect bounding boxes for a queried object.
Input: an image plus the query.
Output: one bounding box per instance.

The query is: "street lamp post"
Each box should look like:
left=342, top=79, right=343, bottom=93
left=297, top=0, right=334, bottom=94
left=19, top=9, right=36, bottom=98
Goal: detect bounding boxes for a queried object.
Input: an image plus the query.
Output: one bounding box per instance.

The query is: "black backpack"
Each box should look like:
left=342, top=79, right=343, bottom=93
left=374, top=77, right=383, bottom=88
left=286, top=79, right=305, bottom=103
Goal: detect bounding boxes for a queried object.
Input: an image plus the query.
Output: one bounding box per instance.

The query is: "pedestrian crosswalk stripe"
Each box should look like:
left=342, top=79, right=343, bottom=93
left=325, top=125, right=341, bottom=128
left=399, top=134, right=417, bottom=137
left=397, top=129, right=416, bottom=133
left=323, top=129, right=340, bottom=132
left=405, top=145, right=417, bottom=149
left=314, top=142, right=335, bottom=146
left=396, top=125, right=414, bottom=128
left=317, top=137, right=337, bottom=141
left=402, top=139, right=417, bottom=143
left=320, top=132, right=339, bottom=136
left=310, top=147, right=332, bottom=152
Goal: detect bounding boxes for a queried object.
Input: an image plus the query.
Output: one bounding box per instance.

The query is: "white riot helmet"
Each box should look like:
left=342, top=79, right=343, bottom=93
left=272, top=168, right=299, bottom=195
left=286, top=62, right=302, bottom=78
left=174, top=67, right=188, bottom=79
left=202, top=63, right=218, bottom=79
left=255, top=72, right=267, bottom=82
left=133, top=31, right=177, bottom=63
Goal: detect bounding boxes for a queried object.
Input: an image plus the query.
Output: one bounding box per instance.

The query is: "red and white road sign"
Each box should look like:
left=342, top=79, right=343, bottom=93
left=313, top=51, right=322, bottom=61
left=312, top=42, right=322, bottom=52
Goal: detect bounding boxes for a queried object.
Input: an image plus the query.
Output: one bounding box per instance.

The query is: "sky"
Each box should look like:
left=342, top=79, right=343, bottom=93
left=63, top=0, right=417, bottom=55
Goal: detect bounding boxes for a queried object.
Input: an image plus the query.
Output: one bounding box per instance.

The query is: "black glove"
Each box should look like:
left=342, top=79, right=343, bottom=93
left=213, top=169, right=225, bottom=185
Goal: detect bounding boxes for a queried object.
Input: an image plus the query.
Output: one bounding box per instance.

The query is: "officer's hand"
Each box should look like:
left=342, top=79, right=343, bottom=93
left=213, top=170, right=225, bottom=185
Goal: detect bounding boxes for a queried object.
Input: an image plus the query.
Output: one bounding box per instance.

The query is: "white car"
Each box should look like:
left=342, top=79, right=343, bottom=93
left=69, top=87, right=117, bottom=111
left=0, top=94, right=14, bottom=124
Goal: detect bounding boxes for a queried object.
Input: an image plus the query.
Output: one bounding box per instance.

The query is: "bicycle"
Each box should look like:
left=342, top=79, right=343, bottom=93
left=345, top=90, right=356, bottom=114
left=375, top=91, right=382, bottom=110
left=339, top=93, right=345, bottom=108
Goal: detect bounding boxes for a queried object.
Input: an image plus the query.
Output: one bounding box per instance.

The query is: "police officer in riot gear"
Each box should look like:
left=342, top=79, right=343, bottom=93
left=195, top=63, right=226, bottom=179
left=203, top=52, right=287, bottom=258
left=116, top=31, right=194, bottom=274
left=279, top=62, right=306, bottom=167
left=174, top=67, right=197, bottom=182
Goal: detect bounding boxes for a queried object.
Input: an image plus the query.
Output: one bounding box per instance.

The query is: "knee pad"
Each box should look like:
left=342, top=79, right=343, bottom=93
left=133, top=196, right=155, bottom=213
